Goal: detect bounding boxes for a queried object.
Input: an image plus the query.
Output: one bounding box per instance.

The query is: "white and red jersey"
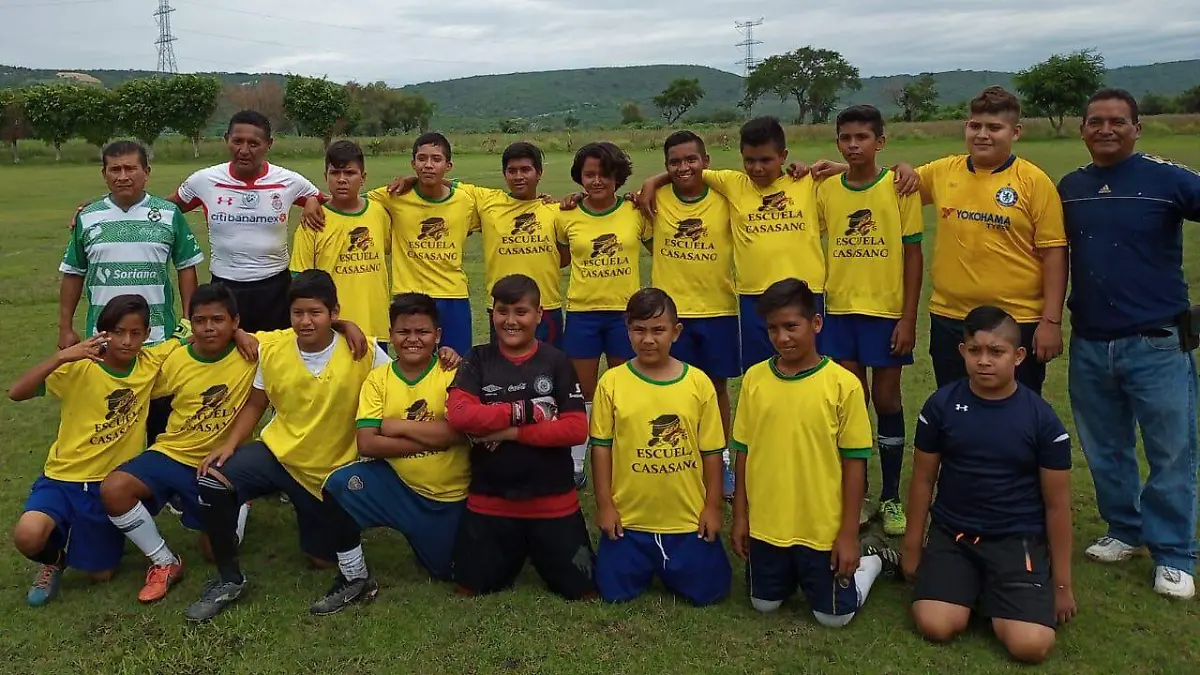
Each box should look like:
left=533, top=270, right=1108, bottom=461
left=177, top=162, right=320, bottom=282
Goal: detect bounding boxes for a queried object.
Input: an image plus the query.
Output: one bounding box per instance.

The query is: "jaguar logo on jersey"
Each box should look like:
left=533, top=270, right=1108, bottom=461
left=106, top=388, right=136, bottom=421
left=405, top=399, right=435, bottom=422
left=662, top=218, right=718, bottom=260
left=511, top=213, right=539, bottom=235
left=182, top=384, right=234, bottom=432
left=758, top=192, right=791, bottom=212
left=631, top=413, right=698, bottom=475
left=590, top=233, right=621, bottom=258
left=337, top=227, right=383, bottom=274
left=995, top=186, right=1019, bottom=208
left=91, top=387, right=139, bottom=445
left=500, top=213, right=555, bottom=256
left=347, top=227, right=373, bottom=252
left=746, top=191, right=807, bottom=234
left=271, top=193, right=284, bottom=212
left=580, top=233, right=632, bottom=278
left=834, top=209, right=888, bottom=259
left=418, top=217, right=449, bottom=240
left=673, top=218, right=706, bottom=241
left=845, top=209, right=876, bottom=236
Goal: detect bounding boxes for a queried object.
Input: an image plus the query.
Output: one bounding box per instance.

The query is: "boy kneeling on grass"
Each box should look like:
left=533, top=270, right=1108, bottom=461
left=904, top=305, right=1076, bottom=664
left=589, top=288, right=731, bottom=605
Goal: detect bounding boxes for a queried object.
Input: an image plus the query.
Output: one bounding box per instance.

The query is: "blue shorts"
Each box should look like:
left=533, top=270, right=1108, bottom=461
left=114, top=450, right=205, bottom=530
left=739, top=293, right=825, bottom=373
left=489, top=307, right=564, bottom=350
left=23, top=476, right=125, bottom=572
left=564, top=310, right=635, bottom=360
left=746, top=538, right=859, bottom=616
left=821, top=313, right=914, bottom=368
left=672, top=316, right=741, bottom=380
left=325, top=459, right=465, bottom=581
left=596, top=530, right=732, bottom=605
left=435, top=298, right=473, bottom=356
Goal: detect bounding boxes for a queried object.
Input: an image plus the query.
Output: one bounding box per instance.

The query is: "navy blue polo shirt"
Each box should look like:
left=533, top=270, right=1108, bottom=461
left=1058, top=153, right=1200, bottom=340
left=915, top=380, right=1071, bottom=537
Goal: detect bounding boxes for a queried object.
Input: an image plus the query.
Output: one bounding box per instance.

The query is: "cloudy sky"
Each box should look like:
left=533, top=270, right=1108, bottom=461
left=4, top=0, right=1198, bottom=85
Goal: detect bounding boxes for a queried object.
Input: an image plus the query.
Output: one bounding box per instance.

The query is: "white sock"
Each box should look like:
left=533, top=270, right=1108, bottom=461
left=571, top=402, right=593, bottom=472
left=336, top=545, right=369, bottom=581
left=235, top=502, right=250, bottom=544
left=109, top=502, right=175, bottom=567
left=855, top=554, right=883, bottom=606
left=722, top=449, right=731, bottom=468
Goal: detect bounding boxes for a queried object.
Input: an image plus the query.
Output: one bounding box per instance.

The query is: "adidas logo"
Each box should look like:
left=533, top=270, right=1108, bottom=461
left=1099, top=184, right=1111, bottom=194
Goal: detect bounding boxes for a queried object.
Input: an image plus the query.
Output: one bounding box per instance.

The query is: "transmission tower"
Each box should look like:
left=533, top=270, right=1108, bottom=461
left=735, top=18, right=764, bottom=78
left=154, top=0, right=178, bottom=74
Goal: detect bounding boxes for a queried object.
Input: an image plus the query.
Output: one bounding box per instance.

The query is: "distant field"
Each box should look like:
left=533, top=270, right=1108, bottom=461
left=0, top=137, right=1198, bottom=674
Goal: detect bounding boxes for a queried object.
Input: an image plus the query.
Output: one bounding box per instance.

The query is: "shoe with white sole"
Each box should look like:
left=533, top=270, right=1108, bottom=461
left=1153, top=566, right=1195, bottom=599
left=1085, top=536, right=1136, bottom=563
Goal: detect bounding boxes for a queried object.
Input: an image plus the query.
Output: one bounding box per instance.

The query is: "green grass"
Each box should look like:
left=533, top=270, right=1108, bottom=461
left=1, top=138, right=1199, bottom=674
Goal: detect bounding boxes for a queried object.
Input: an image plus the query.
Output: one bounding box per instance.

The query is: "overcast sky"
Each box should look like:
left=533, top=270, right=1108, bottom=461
left=4, top=0, right=1198, bottom=85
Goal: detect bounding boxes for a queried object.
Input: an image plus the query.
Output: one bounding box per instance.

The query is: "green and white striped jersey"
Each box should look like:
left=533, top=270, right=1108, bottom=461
left=61, top=193, right=204, bottom=345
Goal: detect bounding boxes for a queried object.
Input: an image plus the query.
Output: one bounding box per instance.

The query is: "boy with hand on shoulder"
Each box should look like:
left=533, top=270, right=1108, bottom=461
left=9, top=295, right=184, bottom=606
left=816, top=105, right=924, bottom=533
left=904, top=305, right=1075, bottom=664
left=445, top=274, right=595, bottom=600
left=730, top=279, right=900, bottom=627
left=589, top=288, right=731, bottom=605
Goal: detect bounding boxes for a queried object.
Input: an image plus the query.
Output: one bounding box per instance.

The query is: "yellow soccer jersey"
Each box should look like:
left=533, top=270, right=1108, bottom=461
left=258, top=336, right=380, bottom=497
left=589, top=362, right=725, bottom=534
left=650, top=185, right=737, bottom=318
left=702, top=169, right=824, bottom=295
left=355, top=359, right=470, bottom=502
left=38, top=340, right=183, bottom=483
left=817, top=169, right=924, bottom=318
left=555, top=198, right=650, bottom=312
left=458, top=182, right=564, bottom=310
left=290, top=201, right=391, bottom=339
left=917, top=155, right=1067, bottom=322
left=730, top=357, right=872, bottom=550
left=150, top=333, right=290, bottom=467
left=367, top=184, right=480, bottom=299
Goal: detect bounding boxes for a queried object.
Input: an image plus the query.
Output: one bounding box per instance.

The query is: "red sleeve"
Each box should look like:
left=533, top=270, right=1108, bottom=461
left=445, top=388, right=511, bottom=436
left=516, top=410, right=588, bottom=448
left=174, top=194, right=202, bottom=213
left=292, top=193, right=328, bottom=207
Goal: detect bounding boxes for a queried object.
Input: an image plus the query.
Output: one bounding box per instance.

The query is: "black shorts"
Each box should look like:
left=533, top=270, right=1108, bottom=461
left=912, top=525, right=1055, bottom=628
left=452, top=508, right=595, bottom=600
left=211, top=270, right=292, bottom=333
left=147, top=396, right=173, bottom=446
left=929, top=313, right=1045, bottom=395
left=214, top=440, right=355, bottom=561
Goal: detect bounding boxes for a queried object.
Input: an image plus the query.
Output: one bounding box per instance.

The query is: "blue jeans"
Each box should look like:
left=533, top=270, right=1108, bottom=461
left=1068, top=329, right=1199, bottom=572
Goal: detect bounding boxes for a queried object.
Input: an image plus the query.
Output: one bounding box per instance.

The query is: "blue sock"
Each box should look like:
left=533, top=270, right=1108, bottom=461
left=877, top=409, right=905, bottom=503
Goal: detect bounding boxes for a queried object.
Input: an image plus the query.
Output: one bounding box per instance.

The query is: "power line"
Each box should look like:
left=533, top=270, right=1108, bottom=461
left=735, top=18, right=764, bottom=78
left=0, top=0, right=113, bottom=7
left=154, top=0, right=179, bottom=74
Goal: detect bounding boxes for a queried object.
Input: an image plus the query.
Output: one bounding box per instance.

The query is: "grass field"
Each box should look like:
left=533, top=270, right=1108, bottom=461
left=0, top=137, right=1198, bottom=674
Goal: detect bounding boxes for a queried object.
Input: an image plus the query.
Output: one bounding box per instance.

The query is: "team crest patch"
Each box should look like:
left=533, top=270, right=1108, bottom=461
left=511, top=213, right=539, bottom=235
left=271, top=193, right=284, bottom=212
left=419, top=217, right=449, bottom=240
left=845, top=209, right=876, bottom=236
left=347, top=475, right=364, bottom=491
left=534, top=375, right=553, bottom=395
left=241, top=192, right=260, bottom=208
left=995, top=186, right=1018, bottom=208
left=590, top=233, right=621, bottom=257
left=648, top=414, right=687, bottom=447
left=147, top=207, right=162, bottom=223
left=673, top=218, right=706, bottom=241
left=347, top=227, right=373, bottom=252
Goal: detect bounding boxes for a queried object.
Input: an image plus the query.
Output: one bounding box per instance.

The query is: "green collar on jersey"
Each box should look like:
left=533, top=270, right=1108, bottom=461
left=414, top=183, right=454, bottom=204
left=580, top=196, right=623, bottom=217
left=187, top=341, right=235, bottom=364
left=392, top=357, right=437, bottom=386
left=769, top=356, right=829, bottom=381
left=672, top=184, right=709, bottom=204
left=841, top=168, right=888, bottom=192
left=626, top=360, right=689, bottom=386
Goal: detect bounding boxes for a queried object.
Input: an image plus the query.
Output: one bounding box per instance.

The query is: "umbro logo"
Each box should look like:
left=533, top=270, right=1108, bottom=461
left=955, top=404, right=969, bottom=412
left=1098, top=184, right=1111, bottom=194
left=482, top=385, right=502, bottom=395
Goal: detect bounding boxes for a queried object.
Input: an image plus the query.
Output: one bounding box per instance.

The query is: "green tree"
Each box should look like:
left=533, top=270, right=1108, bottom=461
left=0, top=88, right=30, bottom=164
left=1014, top=49, right=1105, bottom=134
left=164, top=74, right=221, bottom=158
left=23, top=83, right=83, bottom=161
left=74, top=86, right=120, bottom=158
left=1139, top=92, right=1179, bottom=116
left=744, top=47, right=861, bottom=124
left=892, top=74, right=940, bottom=122
left=653, top=78, right=705, bottom=124
left=1178, top=85, right=1200, bottom=114
left=394, top=92, right=435, bottom=133
left=115, top=77, right=172, bottom=158
left=619, top=101, right=644, bottom=125
left=499, top=118, right=527, bottom=134
left=283, top=74, right=349, bottom=148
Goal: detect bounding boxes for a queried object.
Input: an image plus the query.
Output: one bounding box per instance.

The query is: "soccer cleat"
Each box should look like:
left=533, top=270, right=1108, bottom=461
left=165, top=494, right=185, bottom=516
left=139, top=556, right=184, bottom=604
left=1153, top=566, right=1196, bottom=600
left=861, top=536, right=904, bottom=581
left=309, top=574, right=379, bottom=616
left=1085, top=536, right=1137, bottom=563
left=722, top=463, right=735, bottom=502
left=185, top=577, right=247, bottom=622
left=879, top=499, right=908, bottom=537
left=573, top=470, right=588, bottom=490
left=26, top=564, right=62, bottom=607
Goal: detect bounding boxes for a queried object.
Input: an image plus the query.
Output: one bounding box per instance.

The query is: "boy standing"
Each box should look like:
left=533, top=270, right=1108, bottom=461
left=590, top=288, right=731, bottom=605
left=816, top=105, right=924, bottom=534
left=291, top=140, right=392, bottom=342
left=445, top=274, right=595, bottom=599
left=730, top=279, right=898, bottom=627
left=904, top=306, right=1075, bottom=664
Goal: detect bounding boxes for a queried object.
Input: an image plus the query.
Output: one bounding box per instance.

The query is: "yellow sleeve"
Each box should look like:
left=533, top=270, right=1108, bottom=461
left=365, top=186, right=391, bottom=204
left=837, top=375, right=874, bottom=458
left=695, top=375, right=726, bottom=454
left=702, top=169, right=747, bottom=198
left=815, top=178, right=830, bottom=233
left=142, top=338, right=185, bottom=368
left=252, top=329, right=293, bottom=346
left=899, top=191, right=925, bottom=242
left=43, top=360, right=82, bottom=399
left=588, top=374, right=616, bottom=446
left=150, top=358, right=175, bottom=399
left=916, top=160, right=941, bottom=205
left=355, top=370, right=386, bottom=428
left=289, top=226, right=318, bottom=273
left=729, top=373, right=754, bottom=454
left=554, top=212, right=570, bottom=247
left=638, top=208, right=653, bottom=242
left=1028, top=169, right=1068, bottom=249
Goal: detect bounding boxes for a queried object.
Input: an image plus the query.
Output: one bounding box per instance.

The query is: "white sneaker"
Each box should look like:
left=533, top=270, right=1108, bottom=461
left=1153, top=566, right=1196, bottom=599
left=1085, top=536, right=1136, bottom=563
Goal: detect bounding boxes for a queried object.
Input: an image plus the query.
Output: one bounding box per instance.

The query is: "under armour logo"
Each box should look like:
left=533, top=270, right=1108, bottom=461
left=955, top=404, right=969, bottom=412
left=347, top=475, right=364, bottom=491
left=216, top=196, right=234, bottom=205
